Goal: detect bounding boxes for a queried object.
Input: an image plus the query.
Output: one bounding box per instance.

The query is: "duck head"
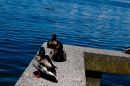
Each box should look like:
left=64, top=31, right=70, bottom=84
left=56, top=42, right=63, bottom=51
left=52, top=34, right=57, bottom=41
left=39, top=47, right=45, bottom=57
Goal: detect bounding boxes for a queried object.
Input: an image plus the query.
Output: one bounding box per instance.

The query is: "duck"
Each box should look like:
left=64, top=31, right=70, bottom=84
left=50, top=42, right=67, bottom=62
left=44, top=7, right=54, bottom=10
left=33, top=47, right=57, bottom=78
left=124, top=46, right=130, bottom=54
left=47, top=34, right=59, bottom=49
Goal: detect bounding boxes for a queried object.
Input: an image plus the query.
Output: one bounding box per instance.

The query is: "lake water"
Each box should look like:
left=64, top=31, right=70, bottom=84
left=0, top=0, right=130, bottom=86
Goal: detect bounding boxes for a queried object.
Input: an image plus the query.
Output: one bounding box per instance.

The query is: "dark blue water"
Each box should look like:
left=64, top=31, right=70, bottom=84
left=0, top=0, right=130, bottom=85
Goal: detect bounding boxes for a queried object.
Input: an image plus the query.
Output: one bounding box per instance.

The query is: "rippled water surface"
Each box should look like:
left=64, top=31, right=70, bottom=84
left=0, top=0, right=130, bottom=86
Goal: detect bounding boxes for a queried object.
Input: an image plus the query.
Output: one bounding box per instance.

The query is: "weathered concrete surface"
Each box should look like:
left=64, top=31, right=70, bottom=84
left=84, top=52, right=130, bottom=75
left=15, top=42, right=86, bottom=86
left=15, top=42, right=130, bottom=86
left=84, top=52, right=130, bottom=86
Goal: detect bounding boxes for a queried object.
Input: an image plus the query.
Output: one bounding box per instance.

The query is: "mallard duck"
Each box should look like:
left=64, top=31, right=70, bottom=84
left=50, top=42, right=67, bottom=62
left=47, top=34, right=59, bottom=49
left=124, top=46, right=130, bottom=54
left=33, top=47, right=57, bottom=78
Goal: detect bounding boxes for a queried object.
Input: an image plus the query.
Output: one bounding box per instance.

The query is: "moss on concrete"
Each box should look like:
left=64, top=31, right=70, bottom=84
left=84, top=52, right=130, bottom=86
left=86, top=78, right=101, bottom=86
left=84, top=52, right=130, bottom=75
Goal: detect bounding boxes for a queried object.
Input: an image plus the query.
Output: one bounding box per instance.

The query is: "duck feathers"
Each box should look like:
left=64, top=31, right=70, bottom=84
left=33, top=55, right=57, bottom=76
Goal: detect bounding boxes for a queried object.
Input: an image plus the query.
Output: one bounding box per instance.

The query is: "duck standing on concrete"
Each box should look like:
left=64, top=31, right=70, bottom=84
left=33, top=47, right=57, bottom=78
left=47, top=34, right=59, bottom=49
left=50, top=42, right=67, bottom=62
left=124, top=46, right=130, bottom=54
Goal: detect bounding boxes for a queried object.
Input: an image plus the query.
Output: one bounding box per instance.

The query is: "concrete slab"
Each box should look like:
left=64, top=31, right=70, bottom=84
left=15, top=42, right=130, bottom=86
left=15, top=42, right=86, bottom=86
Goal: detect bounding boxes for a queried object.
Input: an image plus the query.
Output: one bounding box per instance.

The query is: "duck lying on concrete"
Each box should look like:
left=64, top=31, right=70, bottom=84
left=50, top=42, right=67, bottom=62
left=47, top=34, right=59, bottom=49
left=33, top=47, right=57, bottom=78
left=124, top=46, right=130, bottom=54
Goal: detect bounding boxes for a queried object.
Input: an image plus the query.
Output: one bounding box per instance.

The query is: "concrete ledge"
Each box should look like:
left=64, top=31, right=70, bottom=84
left=15, top=42, right=86, bottom=86
left=15, top=42, right=130, bottom=86
left=84, top=52, right=130, bottom=75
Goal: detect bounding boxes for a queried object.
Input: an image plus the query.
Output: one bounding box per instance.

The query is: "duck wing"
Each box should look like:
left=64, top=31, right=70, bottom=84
left=44, top=55, right=57, bottom=68
left=33, top=58, right=56, bottom=76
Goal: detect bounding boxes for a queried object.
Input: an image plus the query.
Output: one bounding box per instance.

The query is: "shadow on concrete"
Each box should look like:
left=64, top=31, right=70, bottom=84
left=85, top=70, right=102, bottom=79
left=33, top=71, right=58, bottom=83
